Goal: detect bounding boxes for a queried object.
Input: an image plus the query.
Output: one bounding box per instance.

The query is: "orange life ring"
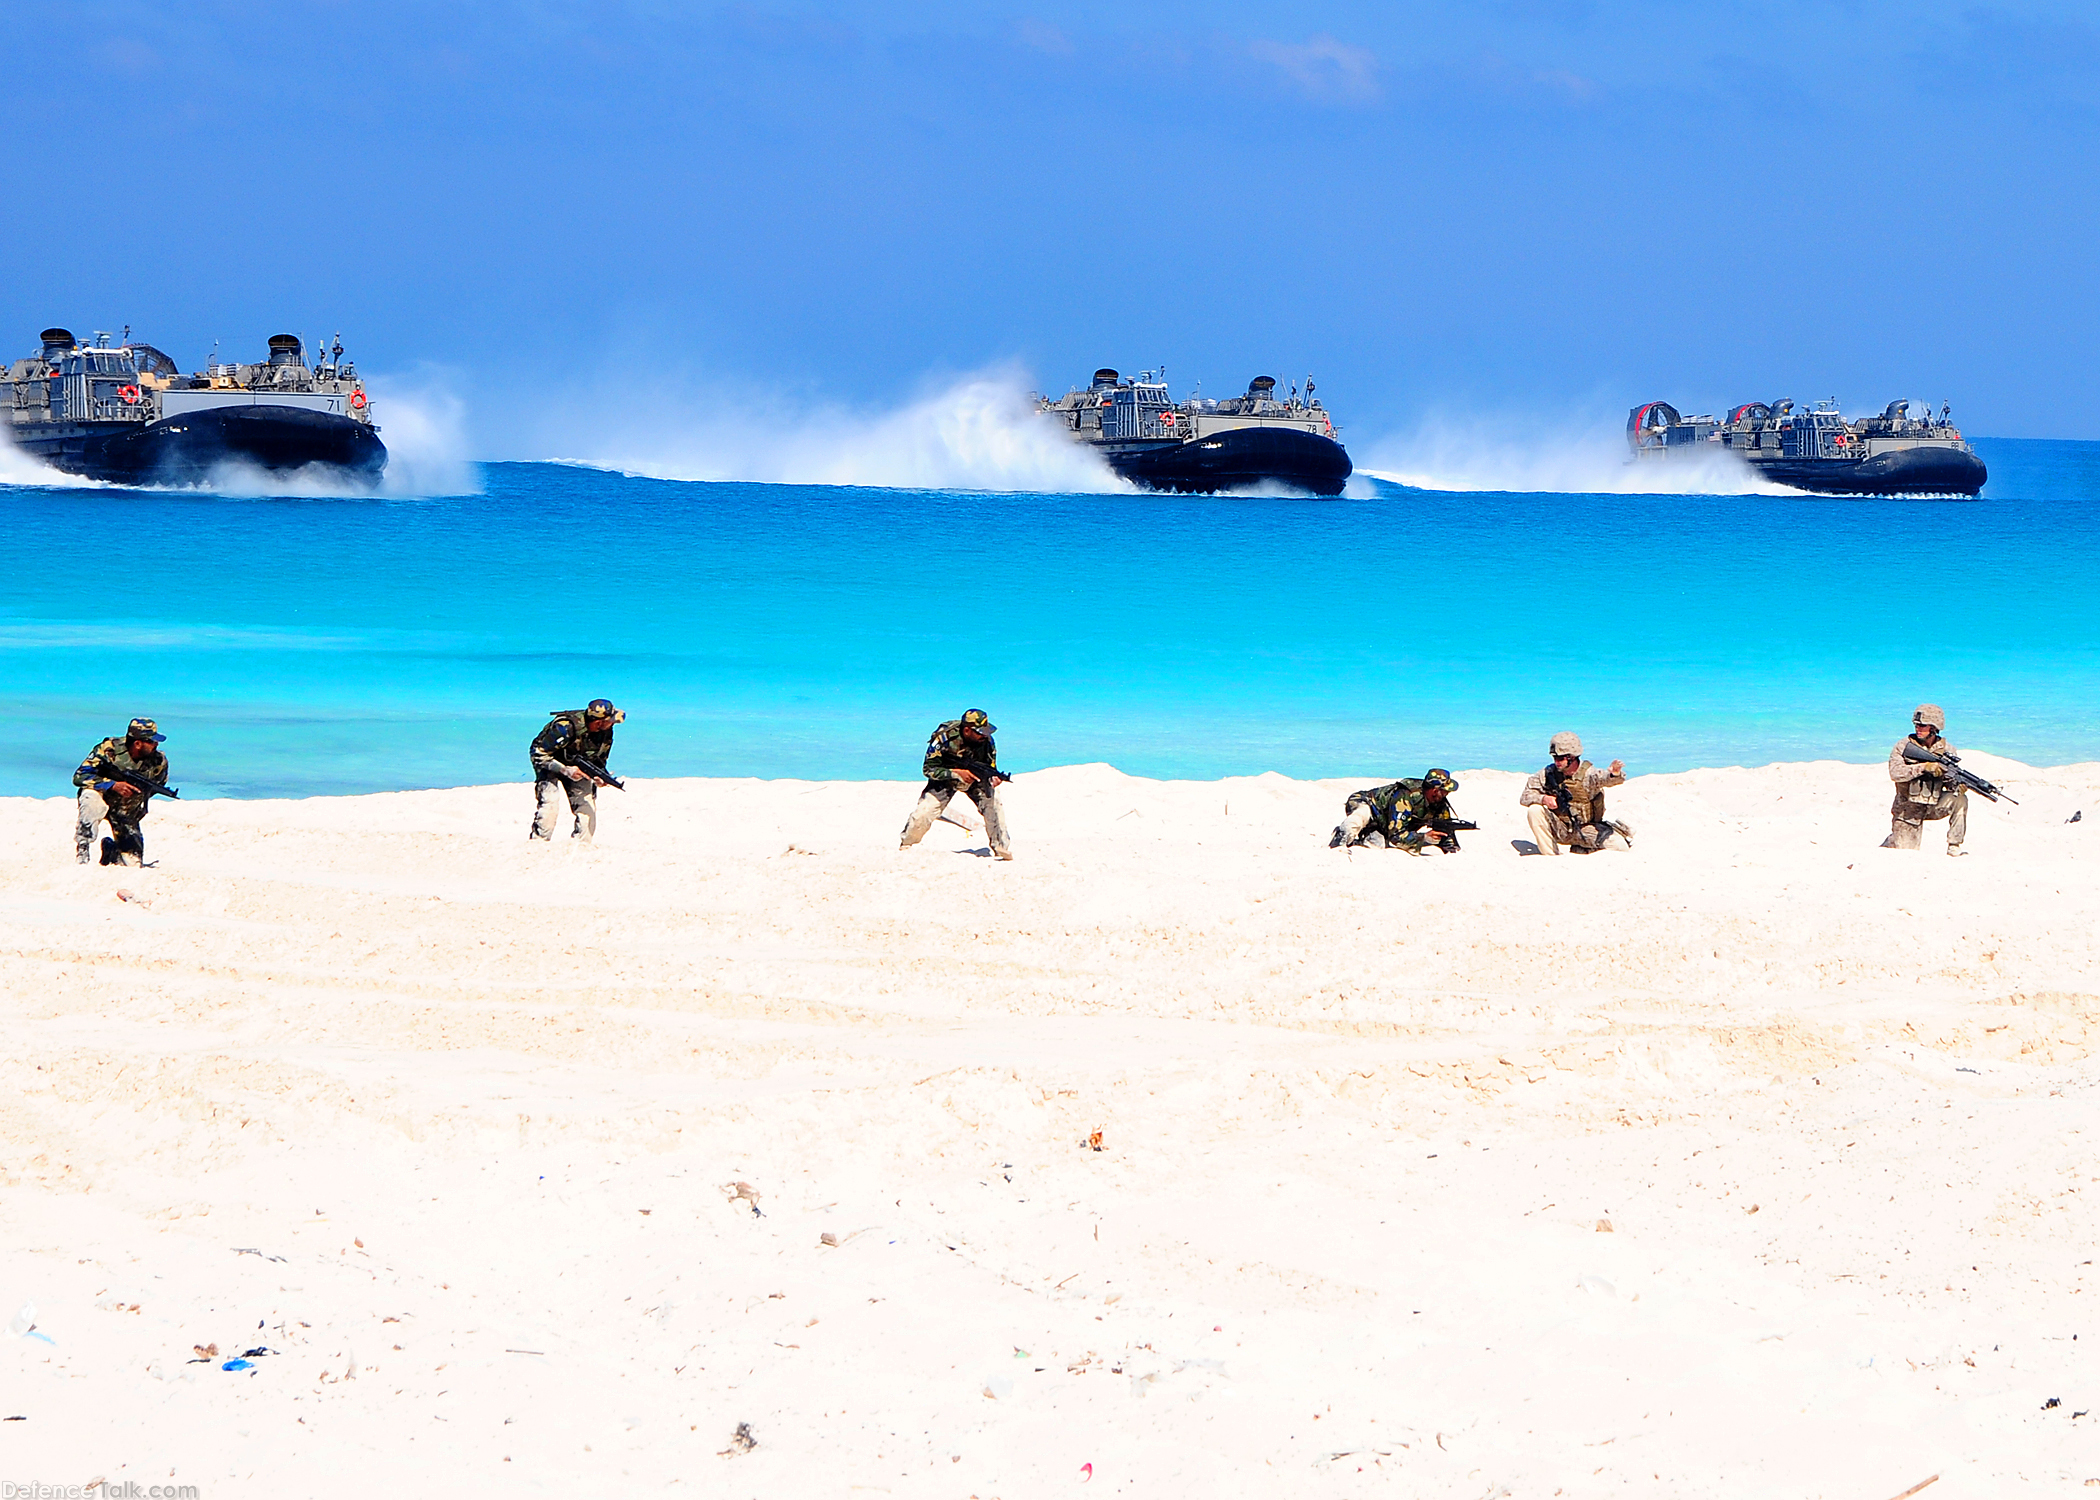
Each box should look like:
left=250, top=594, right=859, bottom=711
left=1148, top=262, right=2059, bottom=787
left=349, top=390, right=368, bottom=410
left=118, top=384, right=140, bottom=404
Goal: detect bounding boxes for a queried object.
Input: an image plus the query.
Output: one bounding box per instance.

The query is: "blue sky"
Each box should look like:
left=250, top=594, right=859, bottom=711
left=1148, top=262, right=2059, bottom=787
left=8, top=2, right=2098, bottom=447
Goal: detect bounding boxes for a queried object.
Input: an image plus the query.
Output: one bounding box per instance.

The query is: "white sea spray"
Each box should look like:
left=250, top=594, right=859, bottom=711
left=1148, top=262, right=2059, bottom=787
left=0, top=423, right=102, bottom=489
left=537, top=366, right=1130, bottom=494
left=1359, top=404, right=1796, bottom=496
left=363, top=371, right=479, bottom=497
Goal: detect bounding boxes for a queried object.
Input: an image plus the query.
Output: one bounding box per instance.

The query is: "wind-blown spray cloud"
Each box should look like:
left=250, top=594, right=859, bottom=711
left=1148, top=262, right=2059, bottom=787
left=535, top=368, right=1129, bottom=493
left=1360, top=405, right=1793, bottom=496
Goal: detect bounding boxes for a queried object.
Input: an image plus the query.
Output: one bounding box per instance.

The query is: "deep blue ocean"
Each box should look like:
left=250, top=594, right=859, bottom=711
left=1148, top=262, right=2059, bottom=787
left=2, top=438, right=2095, bottom=798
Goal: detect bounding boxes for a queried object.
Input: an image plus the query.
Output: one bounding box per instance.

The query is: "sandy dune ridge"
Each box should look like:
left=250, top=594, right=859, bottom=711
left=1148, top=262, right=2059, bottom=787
left=2, top=758, right=2097, bottom=1497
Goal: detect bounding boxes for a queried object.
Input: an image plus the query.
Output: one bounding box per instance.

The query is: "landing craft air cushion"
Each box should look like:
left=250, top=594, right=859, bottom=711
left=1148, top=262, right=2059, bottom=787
left=1, top=328, right=387, bottom=486
left=1628, top=398, right=1985, bottom=496
left=1040, top=369, right=1352, bottom=495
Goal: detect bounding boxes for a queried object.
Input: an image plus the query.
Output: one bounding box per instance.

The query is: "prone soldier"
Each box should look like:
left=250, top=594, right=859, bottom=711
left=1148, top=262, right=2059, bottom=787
left=73, top=717, right=169, bottom=866
left=1884, top=703, right=1967, bottom=856
left=1520, top=731, right=1632, bottom=854
left=1329, top=769, right=1467, bottom=853
left=530, top=698, right=623, bottom=842
left=898, top=708, right=1012, bottom=861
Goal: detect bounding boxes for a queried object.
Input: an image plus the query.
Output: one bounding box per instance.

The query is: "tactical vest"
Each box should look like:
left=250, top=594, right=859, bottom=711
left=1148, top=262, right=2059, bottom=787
left=1547, top=761, right=1603, bottom=825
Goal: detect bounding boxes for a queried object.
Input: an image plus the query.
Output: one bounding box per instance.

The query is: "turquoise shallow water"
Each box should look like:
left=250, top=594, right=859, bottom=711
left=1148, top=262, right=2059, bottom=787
left=1, top=437, right=2094, bottom=798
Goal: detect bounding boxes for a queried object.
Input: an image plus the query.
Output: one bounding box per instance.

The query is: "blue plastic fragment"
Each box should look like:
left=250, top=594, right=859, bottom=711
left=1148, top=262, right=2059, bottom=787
left=222, top=1358, right=254, bottom=1371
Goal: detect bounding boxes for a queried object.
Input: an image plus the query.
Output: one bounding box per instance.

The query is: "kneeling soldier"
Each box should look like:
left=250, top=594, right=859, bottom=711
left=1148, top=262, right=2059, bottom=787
left=899, top=708, right=1012, bottom=861
left=1884, top=703, right=1967, bottom=856
left=1330, top=769, right=1466, bottom=852
left=74, top=718, right=169, bottom=866
left=530, top=698, right=623, bottom=842
left=1520, top=732, right=1632, bottom=855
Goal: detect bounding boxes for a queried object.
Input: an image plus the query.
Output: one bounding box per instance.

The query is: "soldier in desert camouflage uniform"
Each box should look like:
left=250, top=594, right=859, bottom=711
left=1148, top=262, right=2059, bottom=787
left=1884, top=703, right=1967, bottom=855
left=73, top=717, right=169, bottom=866
left=1520, top=731, right=1632, bottom=854
left=530, top=698, right=623, bottom=842
left=898, top=708, right=1012, bottom=861
left=1329, top=769, right=1464, bottom=852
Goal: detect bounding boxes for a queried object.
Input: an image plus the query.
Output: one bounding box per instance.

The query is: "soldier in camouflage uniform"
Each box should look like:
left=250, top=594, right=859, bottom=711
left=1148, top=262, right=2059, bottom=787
left=898, top=708, right=1012, bottom=860
left=1884, top=703, right=1967, bottom=855
left=530, top=698, right=623, bottom=842
left=1520, top=731, right=1632, bottom=854
left=1329, top=769, right=1464, bottom=852
left=73, top=717, right=169, bottom=866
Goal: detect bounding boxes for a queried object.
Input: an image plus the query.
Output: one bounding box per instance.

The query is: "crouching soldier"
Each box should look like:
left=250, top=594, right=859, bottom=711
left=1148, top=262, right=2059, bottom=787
left=74, top=718, right=169, bottom=866
left=530, top=698, right=622, bottom=842
left=1884, top=703, right=1967, bottom=856
left=899, top=708, right=1012, bottom=860
left=1329, top=769, right=1466, bottom=852
left=1520, top=732, right=1632, bottom=855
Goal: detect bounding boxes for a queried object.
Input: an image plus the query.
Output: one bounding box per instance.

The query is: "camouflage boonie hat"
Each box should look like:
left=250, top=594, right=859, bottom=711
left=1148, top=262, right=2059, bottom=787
left=961, top=708, right=996, bottom=734
left=1549, top=731, right=1582, bottom=756
left=585, top=698, right=623, bottom=723
left=125, top=717, right=165, bottom=744
left=1913, top=703, right=1945, bottom=730
left=1423, top=768, right=1458, bottom=793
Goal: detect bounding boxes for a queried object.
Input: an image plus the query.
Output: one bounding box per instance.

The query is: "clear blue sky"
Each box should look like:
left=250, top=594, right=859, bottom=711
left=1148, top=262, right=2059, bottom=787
left=8, top=2, right=2097, bottom=447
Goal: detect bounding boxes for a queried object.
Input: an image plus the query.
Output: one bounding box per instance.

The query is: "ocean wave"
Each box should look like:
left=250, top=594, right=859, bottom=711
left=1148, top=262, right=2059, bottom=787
left=540, top=368, right=1131, bottom=494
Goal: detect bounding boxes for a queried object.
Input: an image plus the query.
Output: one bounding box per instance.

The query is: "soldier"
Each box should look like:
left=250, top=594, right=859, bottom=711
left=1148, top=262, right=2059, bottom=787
left=1328, top=769, right=1465, bottom=852
left=898, top=708, right=1012, bottom=861
left=1884, top=703, right=1966, bottom=855
left=530, top=698, right=623, bottom=842
left=73, top=717, right=169, bottom=866
left=1520, top=731, right=1633, bottom=855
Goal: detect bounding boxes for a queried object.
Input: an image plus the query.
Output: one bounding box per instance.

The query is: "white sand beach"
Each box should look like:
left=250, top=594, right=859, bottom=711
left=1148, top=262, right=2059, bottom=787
left=3, top=758, right=2097, bottom=1497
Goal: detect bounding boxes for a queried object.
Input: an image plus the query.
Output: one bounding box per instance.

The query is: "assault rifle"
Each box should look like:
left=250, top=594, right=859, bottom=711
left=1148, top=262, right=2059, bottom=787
left=954, top=759, right=1011, bottom=787
left=91, top=760, right=180, bottom=802
left=1540, top=765, right=1572, bottom=816
left=1902, top=741, right=2016, bottom=805
left=570, top=754, right=625, bottom=791
left=1410, top=814, right=1479, bottom=851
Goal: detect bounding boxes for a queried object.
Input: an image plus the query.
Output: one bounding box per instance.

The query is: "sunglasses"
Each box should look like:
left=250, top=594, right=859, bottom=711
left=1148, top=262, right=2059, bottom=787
left=1553, top=753, right=1579, bottom=763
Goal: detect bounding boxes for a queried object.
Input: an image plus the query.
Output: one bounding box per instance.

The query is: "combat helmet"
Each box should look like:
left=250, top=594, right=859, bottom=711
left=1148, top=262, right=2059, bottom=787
left=1548, top=731, right=1582, bottom=757
left=1913, top=704, right=1945, bottom=731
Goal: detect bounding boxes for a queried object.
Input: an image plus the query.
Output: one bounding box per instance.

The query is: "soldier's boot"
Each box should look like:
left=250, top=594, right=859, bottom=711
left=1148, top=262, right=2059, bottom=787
left=1608, top=820, right=1634, bottom=844
left=100, top=837, right=121, bottom=866
left=1328, top=825, right=1346, bottom=848
left=114, top=829, right=146, bottom=867
left=76, top=829, right=93, bottom=864
left=1354, top=830, right=1388, bottom=849
left=1946, top=846, right=1968, bottom=858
